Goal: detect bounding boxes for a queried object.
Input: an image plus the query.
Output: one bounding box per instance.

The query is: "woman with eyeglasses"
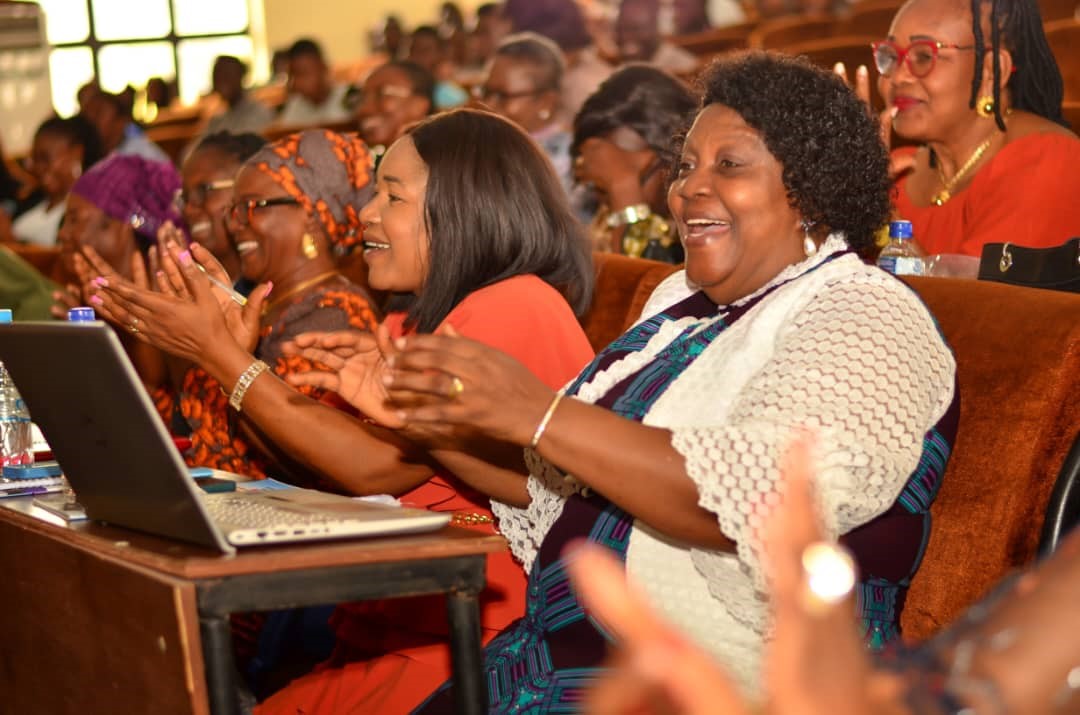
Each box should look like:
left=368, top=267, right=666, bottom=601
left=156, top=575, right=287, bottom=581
left=177, top=131, right=266, bottom=293
left=872, top=0, right=1080, bottom=257
left=353, top=60, right=435, bottom=162
left=87, top=130, right=380, bottom=483
left=478, top=33, right=577, bottom=198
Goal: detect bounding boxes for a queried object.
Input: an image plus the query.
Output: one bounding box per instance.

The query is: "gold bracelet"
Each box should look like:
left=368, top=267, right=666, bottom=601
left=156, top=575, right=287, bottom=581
left=530, top=392, right=565, bottom=449
left=228, top=360, right=270, bottom=412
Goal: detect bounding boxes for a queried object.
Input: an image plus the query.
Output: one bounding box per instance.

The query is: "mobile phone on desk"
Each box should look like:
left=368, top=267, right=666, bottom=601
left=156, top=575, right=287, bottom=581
left=32, top=494, right=88, bottom=521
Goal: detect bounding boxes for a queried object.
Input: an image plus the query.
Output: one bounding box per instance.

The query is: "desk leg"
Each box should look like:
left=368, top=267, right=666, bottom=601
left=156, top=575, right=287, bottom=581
left=447, top=589, right=486, bottom=715
left=200, top=615, right=241, bottom=715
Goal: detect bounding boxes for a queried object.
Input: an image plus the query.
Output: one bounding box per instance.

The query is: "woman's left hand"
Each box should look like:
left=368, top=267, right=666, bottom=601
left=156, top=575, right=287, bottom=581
left=385, top=327, right=556, bottom=447
left=91, top=246, right=268, bottom=365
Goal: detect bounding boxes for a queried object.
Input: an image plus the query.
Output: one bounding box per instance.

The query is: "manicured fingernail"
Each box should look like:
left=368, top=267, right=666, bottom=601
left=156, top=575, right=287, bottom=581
left=264, top=281, right=274, bottom=298
left=394, top=337, right=406, bottom=350
left=156, top=270, right=166, bottom=279
left=381, top=373, right=393, bottom=386
left=89, top=295, right=103, bottom=305
left=834, top=61, right=845, bottom=74
left=397, top=411, right=407, bottom=422
left=857, top=64, right=868, bottom=76
left=178, top=250, right=192, bottom=265
left=92, top=276, right=108, bottom=287
left=386, top=355, right=396, bottom=368
left=190, top=242, right=200, bottom=251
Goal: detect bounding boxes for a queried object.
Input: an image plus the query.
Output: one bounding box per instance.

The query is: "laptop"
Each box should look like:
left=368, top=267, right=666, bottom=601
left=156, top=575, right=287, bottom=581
left=0, top=322, right=450, bottom=554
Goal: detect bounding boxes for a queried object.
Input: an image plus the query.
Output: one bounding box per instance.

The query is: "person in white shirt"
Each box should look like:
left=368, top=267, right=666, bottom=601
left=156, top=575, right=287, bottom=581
left=12, top=115, right=104, bottom=247
left=84, top=91, right=170, bottom=164
left=277, top=39, right=351, bottom=127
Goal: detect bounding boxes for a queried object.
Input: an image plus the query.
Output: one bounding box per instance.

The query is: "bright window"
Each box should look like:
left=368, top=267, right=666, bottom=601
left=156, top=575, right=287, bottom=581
left=29, top=0, right=257, bottom=117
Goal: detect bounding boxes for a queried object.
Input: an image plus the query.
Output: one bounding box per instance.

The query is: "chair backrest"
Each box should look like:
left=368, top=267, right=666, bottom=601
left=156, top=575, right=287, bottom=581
left=1039, top=0, right=1079, bottom=21
left=899, top=277, right=1080, bottom=640
left=581, top=252, right=680, bottom=352
left=670, top=22, right=754, bottom=58
left=748, top=15, right=837, bottom=49
left=834, top=5, right=897, bottom=37
left=1045, top=19, right=1080, bottom=102
left=1039, top=431, right=1080, bottom=556
left=782, top=35, right=883, bottom=107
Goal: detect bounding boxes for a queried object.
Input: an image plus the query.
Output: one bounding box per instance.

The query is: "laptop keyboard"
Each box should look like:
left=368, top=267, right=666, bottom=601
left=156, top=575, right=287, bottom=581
left=203, top=494, right=362, bottom=528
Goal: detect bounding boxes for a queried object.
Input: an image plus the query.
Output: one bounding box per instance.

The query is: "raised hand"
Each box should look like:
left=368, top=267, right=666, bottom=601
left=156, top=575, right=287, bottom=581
left=283, top=322, right=403, bottom=427
left=93, top=245, right=269, bottom=365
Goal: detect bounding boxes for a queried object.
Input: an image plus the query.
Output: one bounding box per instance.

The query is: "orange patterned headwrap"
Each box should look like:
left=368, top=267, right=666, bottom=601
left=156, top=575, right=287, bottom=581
left=250, top=129, right=375, bottom=254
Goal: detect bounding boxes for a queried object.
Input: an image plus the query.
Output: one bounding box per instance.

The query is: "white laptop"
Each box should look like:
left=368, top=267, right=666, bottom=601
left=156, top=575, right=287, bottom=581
left=0, top=322, right=450, bottom=554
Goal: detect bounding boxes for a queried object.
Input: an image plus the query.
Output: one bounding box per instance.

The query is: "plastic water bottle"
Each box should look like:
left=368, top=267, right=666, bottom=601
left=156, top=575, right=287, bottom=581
left=67, top=307, right=96, bottom=322
left=0, top=309, right=33, bottom=466
left=877, top=220, right=926, bottom=276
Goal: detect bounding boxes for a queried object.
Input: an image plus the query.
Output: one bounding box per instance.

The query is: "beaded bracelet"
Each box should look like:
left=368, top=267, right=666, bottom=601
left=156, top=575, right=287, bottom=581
left=530, top=393, right=565, bottom=449
left=229, top=359, right=270, bottom=412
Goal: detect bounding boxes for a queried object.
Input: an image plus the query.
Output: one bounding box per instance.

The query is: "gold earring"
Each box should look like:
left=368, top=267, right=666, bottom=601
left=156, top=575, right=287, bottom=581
left=301, top=233, right=319, bottom=259
left=976, top=95, right=995, bottom=119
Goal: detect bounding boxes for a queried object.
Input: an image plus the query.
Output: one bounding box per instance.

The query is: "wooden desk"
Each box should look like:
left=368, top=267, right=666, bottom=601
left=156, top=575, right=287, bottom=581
left=0, top=497, right=505, bottom=714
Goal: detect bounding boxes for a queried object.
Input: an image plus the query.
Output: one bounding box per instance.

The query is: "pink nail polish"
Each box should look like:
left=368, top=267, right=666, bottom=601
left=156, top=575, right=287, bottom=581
left=264, top=281, right=274, bottom=298
left=89, top=295, right=103, bottom=305
left=93, top=276, right=109, bottom=288
left=178, top=250, right=192, bottom=265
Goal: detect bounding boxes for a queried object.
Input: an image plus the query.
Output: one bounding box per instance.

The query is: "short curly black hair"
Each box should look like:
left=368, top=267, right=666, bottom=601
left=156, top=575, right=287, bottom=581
left=695, top=51, right=890, bottom=253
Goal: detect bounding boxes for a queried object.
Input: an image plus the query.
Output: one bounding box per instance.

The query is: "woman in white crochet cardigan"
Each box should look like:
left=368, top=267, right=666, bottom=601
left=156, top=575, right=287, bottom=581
left=316, top=52, right=958, bottom=711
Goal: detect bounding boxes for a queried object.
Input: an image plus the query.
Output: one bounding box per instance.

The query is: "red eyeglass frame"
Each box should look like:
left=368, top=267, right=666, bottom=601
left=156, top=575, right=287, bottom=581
left=871, top=39, right=977, bottom=78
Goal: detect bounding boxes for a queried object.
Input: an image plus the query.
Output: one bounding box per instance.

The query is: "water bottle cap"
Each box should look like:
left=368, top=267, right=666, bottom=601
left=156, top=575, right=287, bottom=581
left=67, top=307, right=96, bottom=322
left=889, top=220, right=913, bottom=239
left=0, top=309, right=11, bottom=324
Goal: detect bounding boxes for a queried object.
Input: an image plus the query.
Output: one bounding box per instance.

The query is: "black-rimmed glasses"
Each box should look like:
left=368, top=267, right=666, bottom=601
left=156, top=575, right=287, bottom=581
left=226, top=197, right=300, bottom=226
left=872, top=39, right=977, bottom=78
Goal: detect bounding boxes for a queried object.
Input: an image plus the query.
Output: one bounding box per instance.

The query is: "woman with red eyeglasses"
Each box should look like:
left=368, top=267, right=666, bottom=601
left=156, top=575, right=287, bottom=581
left=871, top=0, right=1080, bottom=258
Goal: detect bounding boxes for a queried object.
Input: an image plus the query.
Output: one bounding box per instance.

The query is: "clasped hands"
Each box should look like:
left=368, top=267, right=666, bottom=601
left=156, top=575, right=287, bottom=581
left=283, top=325, right=559, bottom=449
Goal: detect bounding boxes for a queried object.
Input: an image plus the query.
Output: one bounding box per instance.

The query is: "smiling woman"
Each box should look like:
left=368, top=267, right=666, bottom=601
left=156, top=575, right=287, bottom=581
left=366, top=53, right=959, bottom=711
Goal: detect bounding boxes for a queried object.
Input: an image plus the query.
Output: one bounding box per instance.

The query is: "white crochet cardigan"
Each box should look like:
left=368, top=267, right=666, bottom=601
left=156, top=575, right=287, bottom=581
left=492, top=236, right=957, bottom=693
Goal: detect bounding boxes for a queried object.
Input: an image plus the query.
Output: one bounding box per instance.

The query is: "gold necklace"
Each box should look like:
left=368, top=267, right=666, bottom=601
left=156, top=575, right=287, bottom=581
left=931, top=136, right=994, bottom=206
left=263, top=270, right=340, bottom=314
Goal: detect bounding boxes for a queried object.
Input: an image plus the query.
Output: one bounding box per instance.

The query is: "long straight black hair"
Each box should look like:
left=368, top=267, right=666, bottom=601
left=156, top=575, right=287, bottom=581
left=393, top=108, right=593, bottom=333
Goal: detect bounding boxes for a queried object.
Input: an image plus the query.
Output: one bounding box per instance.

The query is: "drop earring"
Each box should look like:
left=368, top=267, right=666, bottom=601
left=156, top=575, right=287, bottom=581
left=301, top=233, right=319, bottom=259
left=802, top=222, right=817, bottom=257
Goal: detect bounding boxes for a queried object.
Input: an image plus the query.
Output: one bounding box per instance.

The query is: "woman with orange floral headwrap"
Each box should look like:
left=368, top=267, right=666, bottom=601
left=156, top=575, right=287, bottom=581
left=100, top=129, right=380, bottom=484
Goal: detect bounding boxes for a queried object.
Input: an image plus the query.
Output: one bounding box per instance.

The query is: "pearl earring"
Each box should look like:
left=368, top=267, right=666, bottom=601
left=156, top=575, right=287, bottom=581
left=803, top=222, right=817, bottom=257
left=538, top=108, right=551, bottom=121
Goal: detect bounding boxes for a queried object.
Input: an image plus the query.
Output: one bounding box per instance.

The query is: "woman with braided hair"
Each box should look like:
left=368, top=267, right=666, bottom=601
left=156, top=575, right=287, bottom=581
left=876, top=0, right=1080, bottom=257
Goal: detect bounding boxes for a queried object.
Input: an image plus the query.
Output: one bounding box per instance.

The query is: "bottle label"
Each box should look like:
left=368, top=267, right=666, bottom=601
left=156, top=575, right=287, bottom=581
left=877, top=256, right=925, bottom=276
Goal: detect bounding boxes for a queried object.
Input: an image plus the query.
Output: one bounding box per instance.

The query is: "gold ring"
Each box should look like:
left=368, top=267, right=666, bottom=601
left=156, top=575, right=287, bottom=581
left=449, top=376, right=465, bottom=399
left=129, top=318, right=140, bottom=334
left=800, top=541, right=856, bottom=614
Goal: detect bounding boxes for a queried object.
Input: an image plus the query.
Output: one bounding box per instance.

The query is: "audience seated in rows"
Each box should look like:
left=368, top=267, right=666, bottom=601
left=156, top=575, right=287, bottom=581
left=201, top=56, right=275, bottom=139
left=84, top=91, right=169, bottom=163
left=353, top=61, right=436, bottom=157
left=405, top=25, right=470, bottom=109
left=92, top=108, right=596, bottom=713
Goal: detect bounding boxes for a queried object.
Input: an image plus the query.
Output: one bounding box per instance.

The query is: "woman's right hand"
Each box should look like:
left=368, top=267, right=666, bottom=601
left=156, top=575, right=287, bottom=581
left=283, top=323, right=405, bottom=428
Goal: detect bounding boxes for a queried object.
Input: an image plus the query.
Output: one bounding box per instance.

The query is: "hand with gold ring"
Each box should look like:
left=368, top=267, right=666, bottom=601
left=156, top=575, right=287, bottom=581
left=448, top=376, right=465, bottom=399
left=129, top=317, right=140, bottom=334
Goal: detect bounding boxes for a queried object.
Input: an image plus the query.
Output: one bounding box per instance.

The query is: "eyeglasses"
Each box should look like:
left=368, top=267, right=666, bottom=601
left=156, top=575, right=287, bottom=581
left=177, top=179, right=234, bottom=210
left=872, top=39, right=977, bottom=78
left=226, top=197, right=300, bottom=226
left=473, top=85, right=548, bottom=104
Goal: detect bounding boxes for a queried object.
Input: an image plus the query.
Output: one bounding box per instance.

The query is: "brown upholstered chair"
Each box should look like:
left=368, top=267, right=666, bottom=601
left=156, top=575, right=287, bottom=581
left=1063, top=100, right=1080, bottom=132
left=782, top=35, right=884, bottom=108
left=835, top=0, right=902, bottom=37
left=1039, top=0, right=1079, bottom=21
left=580, top=258, right=1080, bottom=643
left=670, top=22, right=755, bottom=59
left=581, top=252, right=679, bottom=352
left=899, top=277, right=1080, bottom=640
left=748, top=15, right=838, bottom=49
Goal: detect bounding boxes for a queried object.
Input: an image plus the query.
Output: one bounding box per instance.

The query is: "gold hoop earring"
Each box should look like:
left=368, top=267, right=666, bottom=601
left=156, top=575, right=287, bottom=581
left=976, top=95, right=995, bottom=119
left=301, top=233, right=319, bottom=259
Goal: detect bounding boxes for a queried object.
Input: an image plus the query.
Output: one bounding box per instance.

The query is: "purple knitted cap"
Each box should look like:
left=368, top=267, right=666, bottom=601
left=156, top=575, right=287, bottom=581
left=71, top=154, right=183, bottom=242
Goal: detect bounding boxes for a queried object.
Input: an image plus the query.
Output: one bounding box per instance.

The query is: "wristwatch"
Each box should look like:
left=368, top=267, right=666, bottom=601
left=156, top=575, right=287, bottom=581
left=605, top=203, right=652, bottom=228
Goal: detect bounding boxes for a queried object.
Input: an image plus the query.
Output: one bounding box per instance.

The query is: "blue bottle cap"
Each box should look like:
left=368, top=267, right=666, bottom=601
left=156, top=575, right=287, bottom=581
left=0, top=309, right=11, bottom=324
left=67, top=307, right=96, bottom=322
left=889, top=220, right=913, bottom=239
